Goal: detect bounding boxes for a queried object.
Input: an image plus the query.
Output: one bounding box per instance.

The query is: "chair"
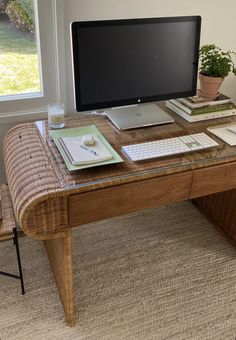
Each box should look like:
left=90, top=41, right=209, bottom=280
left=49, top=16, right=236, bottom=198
left=0, top=184, right=25, bottom=295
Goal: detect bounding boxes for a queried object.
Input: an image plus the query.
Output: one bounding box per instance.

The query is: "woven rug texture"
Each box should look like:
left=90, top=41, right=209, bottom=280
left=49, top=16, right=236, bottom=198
left=0, top=201, right=236, bottom=340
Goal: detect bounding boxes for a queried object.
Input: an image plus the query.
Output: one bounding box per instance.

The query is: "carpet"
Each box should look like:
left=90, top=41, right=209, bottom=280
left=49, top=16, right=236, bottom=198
left=0, top=201, right=236, bottom=340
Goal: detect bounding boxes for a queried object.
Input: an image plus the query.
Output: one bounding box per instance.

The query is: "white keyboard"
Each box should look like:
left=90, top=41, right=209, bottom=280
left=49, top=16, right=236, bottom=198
left=122, top=133, right=219, bottom=161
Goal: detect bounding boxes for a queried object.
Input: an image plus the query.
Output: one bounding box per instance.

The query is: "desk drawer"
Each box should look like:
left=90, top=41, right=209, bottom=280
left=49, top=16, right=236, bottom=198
left=190, top=162, right=236, bottom=198
left=69, top=172, right=192, bottom=226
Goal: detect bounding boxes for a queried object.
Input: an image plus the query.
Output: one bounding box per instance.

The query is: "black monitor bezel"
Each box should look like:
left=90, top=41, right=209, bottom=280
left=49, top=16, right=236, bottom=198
left=71, top=16, right=201, bottom=112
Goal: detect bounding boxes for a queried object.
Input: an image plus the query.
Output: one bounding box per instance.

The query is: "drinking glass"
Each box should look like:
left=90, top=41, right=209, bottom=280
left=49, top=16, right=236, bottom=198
left=48, top=103, right=65, bottom=129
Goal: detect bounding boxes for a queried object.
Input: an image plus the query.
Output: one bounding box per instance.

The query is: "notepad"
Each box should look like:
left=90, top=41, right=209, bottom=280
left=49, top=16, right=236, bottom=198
left=49, top=125, right=124, bottom=171
left=207, top=124, right=236, bottom=146
left=59, top=134, right=113, bottom=165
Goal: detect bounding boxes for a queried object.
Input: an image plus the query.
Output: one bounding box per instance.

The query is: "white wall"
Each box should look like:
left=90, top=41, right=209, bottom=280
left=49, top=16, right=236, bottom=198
left=64, top=0, right=236, bottom=113
left=1, top=0, right=236, bottom=183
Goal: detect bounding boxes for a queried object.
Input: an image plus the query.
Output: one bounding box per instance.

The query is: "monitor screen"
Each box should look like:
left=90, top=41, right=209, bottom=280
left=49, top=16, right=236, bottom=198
left=71, top=16, right=201, bottom=112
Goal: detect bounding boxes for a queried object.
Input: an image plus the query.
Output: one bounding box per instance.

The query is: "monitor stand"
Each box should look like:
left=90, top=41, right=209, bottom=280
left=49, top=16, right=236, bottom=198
left=105, top=103, right=174, bottom=130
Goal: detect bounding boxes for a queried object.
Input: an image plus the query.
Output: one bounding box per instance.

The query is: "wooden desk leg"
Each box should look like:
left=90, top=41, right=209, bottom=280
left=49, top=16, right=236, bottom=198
left=44, top=230, right=74, bottom=326
left=194, top=190, right=236, bottom=245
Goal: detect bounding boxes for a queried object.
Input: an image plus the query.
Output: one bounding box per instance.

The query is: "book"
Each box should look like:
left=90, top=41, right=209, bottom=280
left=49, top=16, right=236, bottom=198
left=165, top=101, right=236, bottom=122
left=169, top=99, right=234, bottom=115
left=59, top=134, right=113, bottom=165
left=178, top=93, right=232, bottom=109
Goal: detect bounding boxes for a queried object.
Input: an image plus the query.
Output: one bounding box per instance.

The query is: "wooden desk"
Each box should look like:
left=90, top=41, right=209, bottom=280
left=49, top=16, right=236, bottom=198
left=3, top=109, right=236, bottom=326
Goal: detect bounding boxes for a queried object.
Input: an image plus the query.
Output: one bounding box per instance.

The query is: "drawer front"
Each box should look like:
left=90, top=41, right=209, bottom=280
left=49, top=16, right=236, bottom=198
left=190, top=162, right=236, bottom=198
left=69, top=172, right=192, bottom=226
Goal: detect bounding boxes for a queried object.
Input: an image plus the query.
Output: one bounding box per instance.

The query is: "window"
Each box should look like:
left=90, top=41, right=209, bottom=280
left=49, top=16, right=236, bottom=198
left=0, top=0, right=41, bottom=97
left=0, top=0, right=64, bottom=121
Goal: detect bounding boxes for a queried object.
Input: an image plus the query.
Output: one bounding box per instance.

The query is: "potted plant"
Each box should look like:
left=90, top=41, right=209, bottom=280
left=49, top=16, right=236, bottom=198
left=198, top=44, right=236, bottom=100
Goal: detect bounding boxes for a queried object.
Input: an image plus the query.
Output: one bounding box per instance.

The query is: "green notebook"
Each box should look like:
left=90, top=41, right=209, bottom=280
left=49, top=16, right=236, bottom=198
left=49, top=125, right=124, bottom=171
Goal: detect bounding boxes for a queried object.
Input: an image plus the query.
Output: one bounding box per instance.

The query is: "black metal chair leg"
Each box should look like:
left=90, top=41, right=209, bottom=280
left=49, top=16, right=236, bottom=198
left=13, top=227, right=25, bottom=295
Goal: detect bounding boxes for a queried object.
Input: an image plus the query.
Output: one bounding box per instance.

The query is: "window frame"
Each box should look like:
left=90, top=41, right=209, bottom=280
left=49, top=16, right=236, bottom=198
left=0, top=0, right=65, bottom=123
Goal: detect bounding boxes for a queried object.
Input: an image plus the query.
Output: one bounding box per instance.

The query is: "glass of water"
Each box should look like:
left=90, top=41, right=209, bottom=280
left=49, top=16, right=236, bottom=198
left=48, top=103, right=65, bottom=129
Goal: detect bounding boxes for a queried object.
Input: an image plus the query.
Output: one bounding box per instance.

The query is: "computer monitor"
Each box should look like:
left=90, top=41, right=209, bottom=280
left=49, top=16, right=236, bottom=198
left=71, top=16, right=201, bottom=130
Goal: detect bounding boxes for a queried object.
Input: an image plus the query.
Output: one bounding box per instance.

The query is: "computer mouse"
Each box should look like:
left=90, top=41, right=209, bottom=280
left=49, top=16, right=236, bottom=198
left=82, top=134, right=96, bottom=146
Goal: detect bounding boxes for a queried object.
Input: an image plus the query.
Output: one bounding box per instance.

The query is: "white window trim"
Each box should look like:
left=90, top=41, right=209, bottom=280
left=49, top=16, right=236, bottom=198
left=0, top=0, right=66, bottom=124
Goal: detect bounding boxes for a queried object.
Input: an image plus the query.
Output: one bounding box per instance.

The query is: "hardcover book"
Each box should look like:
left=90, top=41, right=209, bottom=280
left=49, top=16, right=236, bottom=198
left=166, top=101, right=236, bottom=122
left=177, top=93, right=232, bottom=109
left=169, top=99, right=234, bottom=115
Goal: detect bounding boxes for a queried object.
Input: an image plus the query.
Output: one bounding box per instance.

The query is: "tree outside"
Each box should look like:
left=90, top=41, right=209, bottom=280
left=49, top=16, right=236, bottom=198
left=0, top=0, right=40, bottom=97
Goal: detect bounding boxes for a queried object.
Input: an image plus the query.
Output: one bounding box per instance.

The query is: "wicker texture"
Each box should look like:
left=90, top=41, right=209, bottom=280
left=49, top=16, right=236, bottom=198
left=0, top=193, right=2, bottom=220
left=2, top=201, right=236, bottom=339
left=38, top=114, right=236, bottom=190
left=0, top=184, right=16, bottom=241
left=4, top=116, right=236, bottom=326
left=3, top=124, right=67, bottom=239
left=4, top=114, right=236, bottom=240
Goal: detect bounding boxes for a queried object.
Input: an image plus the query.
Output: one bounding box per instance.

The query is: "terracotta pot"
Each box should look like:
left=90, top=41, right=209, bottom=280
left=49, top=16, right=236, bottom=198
left=199, top=73, right=224, bottom=100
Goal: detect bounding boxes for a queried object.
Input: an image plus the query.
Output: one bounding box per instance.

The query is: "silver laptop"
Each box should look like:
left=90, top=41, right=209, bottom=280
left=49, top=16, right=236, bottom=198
left=106, top=103, right=174, bottom=130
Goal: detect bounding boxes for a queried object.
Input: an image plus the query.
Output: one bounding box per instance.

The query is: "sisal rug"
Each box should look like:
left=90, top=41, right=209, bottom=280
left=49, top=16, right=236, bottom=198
left=0, top=201, right=236, bottom=340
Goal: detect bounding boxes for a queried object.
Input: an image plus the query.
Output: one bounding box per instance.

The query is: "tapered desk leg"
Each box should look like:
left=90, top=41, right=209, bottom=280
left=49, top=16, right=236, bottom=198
left=44, top=230, right=74, bottom=326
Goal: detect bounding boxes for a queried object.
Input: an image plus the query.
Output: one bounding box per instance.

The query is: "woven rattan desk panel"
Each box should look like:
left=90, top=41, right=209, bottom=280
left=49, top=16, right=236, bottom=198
left=36, top=114, right=236, bottom=190
left=4, top=113, right=236, bottom=238
left=4, top=111, right=236, bottom=325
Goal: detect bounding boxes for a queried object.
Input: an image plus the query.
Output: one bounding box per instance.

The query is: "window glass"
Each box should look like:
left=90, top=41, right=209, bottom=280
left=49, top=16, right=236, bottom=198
left=0, top=0, right=41, bottom=97
left=0, top=0, right=62, bottom=119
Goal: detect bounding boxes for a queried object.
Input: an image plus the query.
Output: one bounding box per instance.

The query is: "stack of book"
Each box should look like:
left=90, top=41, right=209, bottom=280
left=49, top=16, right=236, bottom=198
left=165, top=93, right=236, bottom=122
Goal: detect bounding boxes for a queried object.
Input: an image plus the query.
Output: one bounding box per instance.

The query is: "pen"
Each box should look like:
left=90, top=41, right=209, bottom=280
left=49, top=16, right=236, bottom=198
left=73, top=141, right=98, bottom=155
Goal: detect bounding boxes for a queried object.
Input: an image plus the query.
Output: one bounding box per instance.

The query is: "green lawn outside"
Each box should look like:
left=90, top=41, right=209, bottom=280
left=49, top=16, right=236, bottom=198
left=0, top=17, right=40, bottom=96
